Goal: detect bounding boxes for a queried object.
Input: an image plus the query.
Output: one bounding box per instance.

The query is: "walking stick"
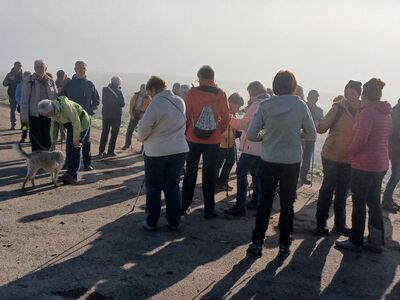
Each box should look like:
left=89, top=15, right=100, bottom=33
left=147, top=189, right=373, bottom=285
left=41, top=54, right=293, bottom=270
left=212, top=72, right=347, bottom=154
left=130, top=178, right=145, bottom=212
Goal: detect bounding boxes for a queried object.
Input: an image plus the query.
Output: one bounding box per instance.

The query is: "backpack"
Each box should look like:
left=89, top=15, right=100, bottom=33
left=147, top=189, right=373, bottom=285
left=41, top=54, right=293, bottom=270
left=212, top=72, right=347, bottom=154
left=193, top=86, right=220, bottom=139
left=194, top=105, right=217, bottom=139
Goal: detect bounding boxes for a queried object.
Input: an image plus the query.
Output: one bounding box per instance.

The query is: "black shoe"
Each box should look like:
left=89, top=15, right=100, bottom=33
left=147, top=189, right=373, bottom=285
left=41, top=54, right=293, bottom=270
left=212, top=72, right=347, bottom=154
left=382, top=202, right=399, bottom=213
left=335, top=239, right=362, bottom=253
left=224, top=205, right=246, bottom=216
left=331, top=226, right=351, bottom=237
left=62, top=174, right=77, bottom=185
left=204, top=212, right=219, bottom=219
left=19, top=138, right=26, bottom=143
left=143, top=220, right=157, bottom=231
left=121, top=145, right=130, bottom=150
left=247, top=243, right=263, bottom=257
left=98, top=152, right=107, bottom=158
left=300, top=178, right=312, bottom=185
left=315, top=224, right=329, bottom=235
left=10, top=125, right=16, bottom=130
left=106, top=153, right=117, bottom=157
left=246, top=202, right=257, bottom=211
left=82, top=165, right=93, bottom=171
left=278, top=243, right=291, bottom=258
left=167, top=223, right=180, bottom=231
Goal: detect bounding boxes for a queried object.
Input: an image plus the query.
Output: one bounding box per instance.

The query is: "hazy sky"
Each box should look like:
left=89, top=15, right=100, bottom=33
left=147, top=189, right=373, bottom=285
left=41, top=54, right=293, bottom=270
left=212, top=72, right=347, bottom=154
left=1, top=0, right=399, bottom=104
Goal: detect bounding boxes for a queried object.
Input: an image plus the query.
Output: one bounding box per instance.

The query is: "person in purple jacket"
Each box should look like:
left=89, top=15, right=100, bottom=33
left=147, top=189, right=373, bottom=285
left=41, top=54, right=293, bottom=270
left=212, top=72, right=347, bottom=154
left=336, top=78, right=392, bottom=254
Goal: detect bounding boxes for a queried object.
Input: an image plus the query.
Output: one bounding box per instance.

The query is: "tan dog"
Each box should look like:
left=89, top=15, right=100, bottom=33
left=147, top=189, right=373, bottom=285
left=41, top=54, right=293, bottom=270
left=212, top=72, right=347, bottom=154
left=14, top=144, right=65, bottom=189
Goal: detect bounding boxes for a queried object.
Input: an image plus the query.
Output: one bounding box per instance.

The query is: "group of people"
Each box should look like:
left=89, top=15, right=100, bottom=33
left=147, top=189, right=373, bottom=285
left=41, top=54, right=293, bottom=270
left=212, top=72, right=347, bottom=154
left=3, top=61, right=400, bottom=258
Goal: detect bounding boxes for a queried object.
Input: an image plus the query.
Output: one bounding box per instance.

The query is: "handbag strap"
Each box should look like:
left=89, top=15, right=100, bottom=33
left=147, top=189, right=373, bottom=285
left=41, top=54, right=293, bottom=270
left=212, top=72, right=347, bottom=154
left=159, top=96, right=186, bottom=120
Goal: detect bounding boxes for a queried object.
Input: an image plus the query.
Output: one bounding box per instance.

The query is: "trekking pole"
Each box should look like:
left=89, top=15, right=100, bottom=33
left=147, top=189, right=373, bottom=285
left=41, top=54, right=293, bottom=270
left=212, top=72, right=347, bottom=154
left=130, top=178, right=145, bottom=212
left=310, top=142, right=315, bottom=187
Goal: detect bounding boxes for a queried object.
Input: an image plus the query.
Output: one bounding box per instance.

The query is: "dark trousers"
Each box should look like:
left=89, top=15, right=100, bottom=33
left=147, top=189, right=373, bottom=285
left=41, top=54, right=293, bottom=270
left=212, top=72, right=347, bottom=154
left=65, top=126, right=89, bottom=178
left=99, top=116, right=121, bottom=155
left=28, top=115, right=51, bottom=151
left=124, top=112, right=140, bottom=147
left=299, top=140, right=315, bottom=181
left=9, top=98, right=17, bottom=127
left=252, top=161, right=300, bottom=245
left=316, top=157, right=351, bottom=228
left=350, top=169, right=386, bottom=246
left=383, top=157, right=400, bottom=205
left=82, top=127, right=92, bottom=167
left=182, top=142, right=220, bottom=215
left=236, top=153, right=260, bottom=208
left=144, top=153, right=186, bottom=227
left=216, top=147, right=235, bottom=184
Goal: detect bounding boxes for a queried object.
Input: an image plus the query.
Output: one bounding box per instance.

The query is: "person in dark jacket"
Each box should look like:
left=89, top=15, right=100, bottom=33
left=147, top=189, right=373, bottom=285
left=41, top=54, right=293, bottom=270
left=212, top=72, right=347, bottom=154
left=336, top=78, right=392, bottom=254
left=382, top=99, right=400, bottom=212
left=99, top=76, right=125, bottom=157
left=60, top=61, right=100, bottom=171
left=2, top=61, right=23, bottom=130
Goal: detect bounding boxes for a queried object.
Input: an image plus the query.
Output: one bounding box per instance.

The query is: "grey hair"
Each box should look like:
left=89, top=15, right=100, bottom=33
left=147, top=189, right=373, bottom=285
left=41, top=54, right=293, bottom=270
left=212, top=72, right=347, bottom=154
left=75, top=60, right=87, bottom=67
left=180, top=84, right=190, bottom=94
left=37, top=99, right=54, bottom=115
left=34, top=59, right=47, bottom=67
left=111, top=76, right=122, bottom=87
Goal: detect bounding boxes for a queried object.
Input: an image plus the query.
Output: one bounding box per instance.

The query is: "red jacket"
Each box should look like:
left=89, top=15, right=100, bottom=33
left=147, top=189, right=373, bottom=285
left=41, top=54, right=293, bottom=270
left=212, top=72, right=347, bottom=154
left=349, top=101, right=392, bottom=172
left=185, top=80, right=230, bottom=144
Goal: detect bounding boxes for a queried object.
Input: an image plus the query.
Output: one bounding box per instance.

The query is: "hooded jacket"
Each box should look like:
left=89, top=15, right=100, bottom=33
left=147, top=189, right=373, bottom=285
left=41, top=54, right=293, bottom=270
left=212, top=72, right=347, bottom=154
left=389, top=101, right=400, bottom=159
left=185, top=80, right=230, bottom=145
left=317, top=99, right=361, bottom=164
left=247, top=95, right=316, bottom=164
left=49, top=96, right=90, bottom=142
left=20, top=73, right=57, bottom=123
left=349, top=101, right=392, bottom=172
left=230, top=95, right=266, bottom=156
left=2, top=68, right=23, bottom=99
left=60, top=75, right=100, bottom=115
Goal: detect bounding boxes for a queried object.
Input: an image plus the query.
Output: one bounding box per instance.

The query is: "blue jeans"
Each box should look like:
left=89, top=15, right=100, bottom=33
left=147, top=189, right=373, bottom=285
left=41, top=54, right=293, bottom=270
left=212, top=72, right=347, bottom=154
left=383, top=157, right=400, bottom=205
left=144, top=152, right=186, bottom=227
left=299, top=140, right=315, bottom=181
left=216, top=147, right=235, bottom=184
left=236, top=153, right=260, bottom=208
left=65, top=126, right=89, bottom=178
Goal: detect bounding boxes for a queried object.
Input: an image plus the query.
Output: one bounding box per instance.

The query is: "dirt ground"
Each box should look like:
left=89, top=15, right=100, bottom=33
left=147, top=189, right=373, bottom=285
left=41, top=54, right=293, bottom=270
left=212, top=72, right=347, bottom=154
left=0, top=103, right=399, bottom=300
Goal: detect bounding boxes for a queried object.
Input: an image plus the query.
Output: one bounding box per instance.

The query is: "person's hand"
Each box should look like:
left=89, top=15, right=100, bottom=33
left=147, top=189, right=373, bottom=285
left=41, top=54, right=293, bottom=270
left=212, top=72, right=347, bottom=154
left=49, top=142, right=56, bottom=151
left=73, top=140, right=82, bottom=149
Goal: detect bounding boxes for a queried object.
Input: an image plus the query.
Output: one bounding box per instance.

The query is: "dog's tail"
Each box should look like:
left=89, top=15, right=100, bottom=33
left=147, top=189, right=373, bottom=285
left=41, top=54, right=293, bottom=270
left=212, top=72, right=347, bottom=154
left=13, top=143, right=30, bottom=158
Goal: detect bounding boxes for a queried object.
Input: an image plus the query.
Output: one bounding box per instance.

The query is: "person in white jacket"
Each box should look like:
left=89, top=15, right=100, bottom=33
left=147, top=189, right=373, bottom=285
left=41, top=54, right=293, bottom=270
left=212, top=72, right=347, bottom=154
left=137, top=76, right=189, bottom=231
left=224, top=81, right=269, bottom=216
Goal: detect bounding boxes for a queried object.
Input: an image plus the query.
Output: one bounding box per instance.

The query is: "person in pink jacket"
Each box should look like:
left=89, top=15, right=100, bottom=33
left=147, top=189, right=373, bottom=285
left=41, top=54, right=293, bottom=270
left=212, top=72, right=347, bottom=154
left=224, top=81, right=268, bottom=216
left=336, top=78, right=392, bottom=254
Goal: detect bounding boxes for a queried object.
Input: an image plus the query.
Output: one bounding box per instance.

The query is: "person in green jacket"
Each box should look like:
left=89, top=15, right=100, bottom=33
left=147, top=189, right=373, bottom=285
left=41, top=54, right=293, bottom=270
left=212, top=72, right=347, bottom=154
left=37, top=96, right=90, bottom=184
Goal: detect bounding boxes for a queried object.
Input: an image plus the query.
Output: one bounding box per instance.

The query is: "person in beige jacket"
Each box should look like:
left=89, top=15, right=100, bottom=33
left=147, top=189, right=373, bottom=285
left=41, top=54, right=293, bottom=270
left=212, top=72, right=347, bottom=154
left=315, top=80, right=362, bottom=235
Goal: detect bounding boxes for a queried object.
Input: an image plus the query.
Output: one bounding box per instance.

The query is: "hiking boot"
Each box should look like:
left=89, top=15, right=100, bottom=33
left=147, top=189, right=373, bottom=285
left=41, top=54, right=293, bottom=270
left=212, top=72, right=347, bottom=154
left=121, top=145, right=130, bottom=150
left=278, top=243, right=291, bottom=258
left=335, top=239, right=362, bottom=253
left=82, top=165, right=93, bottom=171
left=224, top=205, right=246, bottom=217
left=331, top=225, right=351, bottom=237
left=315, top=224, right=329, bottom=235
left=247, top=243, right=263, bottom=257
left=204, top=212, right=219, bottom=219
left=143, top=220, right=157, bottom=231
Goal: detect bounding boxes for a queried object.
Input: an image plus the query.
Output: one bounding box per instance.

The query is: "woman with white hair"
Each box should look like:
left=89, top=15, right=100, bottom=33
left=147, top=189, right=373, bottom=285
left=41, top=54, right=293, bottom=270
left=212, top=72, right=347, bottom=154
left=99, top=76, right=125, bottom=157
left=20, top=59, right=57, bottom=151
left=38, top=96, right=90, bottom=185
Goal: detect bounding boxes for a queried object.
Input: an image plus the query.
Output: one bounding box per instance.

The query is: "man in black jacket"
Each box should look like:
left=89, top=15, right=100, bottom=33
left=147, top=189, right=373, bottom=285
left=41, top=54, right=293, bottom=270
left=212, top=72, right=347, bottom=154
left=383, top=99, right=400, bottom=212
left=60, top=61, right=99, bottom=171
left=2, top=61, right=23, bottom=130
